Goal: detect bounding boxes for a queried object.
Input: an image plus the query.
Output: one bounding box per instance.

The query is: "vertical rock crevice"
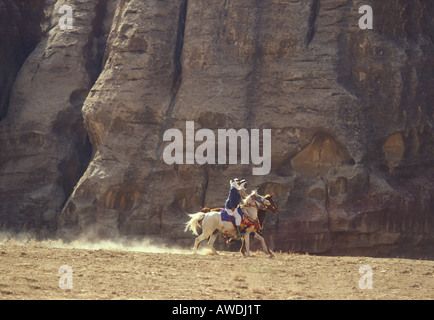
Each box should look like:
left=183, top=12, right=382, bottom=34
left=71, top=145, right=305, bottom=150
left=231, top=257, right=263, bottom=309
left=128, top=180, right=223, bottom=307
left=85, top=0, right=111, bottom=86
left=156, top=0, right=188, bottom=159
left=56, top=0, right=113, bottom=209
left=306, top=0, right=320, bottom=46
left=245, top=0, right=264, bottom=129
left=168, top=0, right=188, bottom=114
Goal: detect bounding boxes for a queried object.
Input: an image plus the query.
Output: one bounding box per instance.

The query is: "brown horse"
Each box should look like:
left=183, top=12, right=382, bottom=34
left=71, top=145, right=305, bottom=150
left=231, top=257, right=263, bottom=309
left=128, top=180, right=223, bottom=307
left=240, top=194, right=278, bottom=256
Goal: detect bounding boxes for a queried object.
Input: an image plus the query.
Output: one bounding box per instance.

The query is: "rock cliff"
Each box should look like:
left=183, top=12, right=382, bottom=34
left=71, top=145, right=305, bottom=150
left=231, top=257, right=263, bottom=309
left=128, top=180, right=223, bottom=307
left=0, top=0, right=433, bottom=257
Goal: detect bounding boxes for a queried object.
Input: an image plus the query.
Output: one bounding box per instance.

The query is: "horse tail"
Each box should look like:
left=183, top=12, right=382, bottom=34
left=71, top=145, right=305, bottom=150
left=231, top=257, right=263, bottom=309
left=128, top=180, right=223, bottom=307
left=184, top=211, right=207, bottom=236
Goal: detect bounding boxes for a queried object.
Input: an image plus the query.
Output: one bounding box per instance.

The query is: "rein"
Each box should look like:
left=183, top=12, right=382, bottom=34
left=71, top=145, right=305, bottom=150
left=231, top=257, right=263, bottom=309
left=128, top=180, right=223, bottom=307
left=243, top=194, right=266, bottom=210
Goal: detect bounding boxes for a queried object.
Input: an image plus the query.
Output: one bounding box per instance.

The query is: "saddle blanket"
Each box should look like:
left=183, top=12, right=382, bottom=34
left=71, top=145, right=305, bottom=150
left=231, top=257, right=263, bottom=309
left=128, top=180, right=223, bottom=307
left=220, top=208, right=243, bottom=225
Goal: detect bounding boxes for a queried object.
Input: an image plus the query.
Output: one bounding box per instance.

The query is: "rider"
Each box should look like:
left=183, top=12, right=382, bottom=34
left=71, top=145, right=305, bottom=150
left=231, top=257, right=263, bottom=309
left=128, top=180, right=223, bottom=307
left=239, top=179, right=248, bottom=199
left=225, top=178, right=243, bottom=238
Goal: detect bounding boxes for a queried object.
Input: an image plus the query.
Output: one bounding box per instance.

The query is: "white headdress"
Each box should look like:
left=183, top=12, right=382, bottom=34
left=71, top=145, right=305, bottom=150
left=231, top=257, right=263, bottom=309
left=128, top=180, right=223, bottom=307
left=240, top=179, right=247, bottom=190
left=231, top=178, right=240, bottom=189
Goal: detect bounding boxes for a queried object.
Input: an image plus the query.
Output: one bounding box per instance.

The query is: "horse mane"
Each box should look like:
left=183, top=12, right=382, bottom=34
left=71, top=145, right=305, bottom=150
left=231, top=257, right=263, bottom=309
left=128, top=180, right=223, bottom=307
left=242, top=190, right=258, bottom=205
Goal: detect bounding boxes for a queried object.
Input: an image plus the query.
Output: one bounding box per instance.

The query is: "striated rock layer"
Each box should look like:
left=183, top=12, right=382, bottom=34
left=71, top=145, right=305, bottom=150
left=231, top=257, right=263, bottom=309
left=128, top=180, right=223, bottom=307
left=0, top=0, right=433, bottom=257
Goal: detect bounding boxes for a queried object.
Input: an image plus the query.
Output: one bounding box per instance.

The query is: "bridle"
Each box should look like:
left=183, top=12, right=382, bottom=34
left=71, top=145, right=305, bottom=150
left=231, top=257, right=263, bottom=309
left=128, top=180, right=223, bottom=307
left=242, top=193, right=269, bottom=210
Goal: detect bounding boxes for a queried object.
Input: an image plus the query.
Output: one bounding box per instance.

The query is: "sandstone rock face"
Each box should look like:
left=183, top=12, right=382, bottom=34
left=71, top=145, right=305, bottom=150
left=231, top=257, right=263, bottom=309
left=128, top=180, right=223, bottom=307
left=0, top=0, right=46, bottom=119
left=0, top=0, right=113, bottom=235
left=0, top=0, right=433, bottom=257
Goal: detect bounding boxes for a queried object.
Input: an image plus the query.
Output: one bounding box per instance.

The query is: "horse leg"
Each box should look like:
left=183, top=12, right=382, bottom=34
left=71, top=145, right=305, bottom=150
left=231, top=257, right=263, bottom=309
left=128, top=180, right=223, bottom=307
left=193, top=231, right=212, bottom=253
left=244, top=233, right=252, bottom=257
left=207, top=231, right=219, bottom=255
left=193, top=213, right=220, bottom=254
left=240, top=238, right=246, bottom=256
left=254, top=233, right=275, bottom=258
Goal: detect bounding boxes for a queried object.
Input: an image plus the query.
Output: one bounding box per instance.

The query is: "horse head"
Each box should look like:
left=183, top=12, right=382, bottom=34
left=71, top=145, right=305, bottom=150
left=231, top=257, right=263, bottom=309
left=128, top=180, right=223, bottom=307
left=264, top=194, right=278, bottom=214
left=242, top=190, right=270, bottom=211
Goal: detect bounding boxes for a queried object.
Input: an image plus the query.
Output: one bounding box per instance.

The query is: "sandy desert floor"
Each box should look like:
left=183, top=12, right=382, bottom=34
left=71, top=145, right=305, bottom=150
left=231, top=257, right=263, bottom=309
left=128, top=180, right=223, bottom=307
left=0, top=238, right=433, bottom=300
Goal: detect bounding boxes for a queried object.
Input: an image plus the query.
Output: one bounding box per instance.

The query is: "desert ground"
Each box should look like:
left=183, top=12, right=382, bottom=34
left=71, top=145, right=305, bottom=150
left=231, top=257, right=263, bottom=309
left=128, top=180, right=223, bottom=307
left=0, top=237, right=433, bottom=300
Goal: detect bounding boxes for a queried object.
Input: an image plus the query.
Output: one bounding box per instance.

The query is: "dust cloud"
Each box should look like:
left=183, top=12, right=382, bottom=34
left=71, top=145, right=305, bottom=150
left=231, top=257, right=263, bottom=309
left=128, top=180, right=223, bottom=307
left=0, top=231, right=192, bottom=255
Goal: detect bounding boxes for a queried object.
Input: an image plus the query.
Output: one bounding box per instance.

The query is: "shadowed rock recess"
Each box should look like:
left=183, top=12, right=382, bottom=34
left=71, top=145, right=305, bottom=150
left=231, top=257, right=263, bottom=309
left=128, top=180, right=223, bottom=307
left=0, top=0, right=433, bottom=258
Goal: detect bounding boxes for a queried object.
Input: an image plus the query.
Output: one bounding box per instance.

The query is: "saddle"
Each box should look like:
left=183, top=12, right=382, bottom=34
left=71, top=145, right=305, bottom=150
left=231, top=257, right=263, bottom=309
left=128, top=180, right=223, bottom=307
left=220, top=207, right=243, bottom=226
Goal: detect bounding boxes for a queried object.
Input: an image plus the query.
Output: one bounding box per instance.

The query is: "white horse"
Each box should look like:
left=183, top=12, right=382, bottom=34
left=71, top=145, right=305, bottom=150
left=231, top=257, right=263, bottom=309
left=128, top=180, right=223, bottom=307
left=185, top=190, right=274, bottom=257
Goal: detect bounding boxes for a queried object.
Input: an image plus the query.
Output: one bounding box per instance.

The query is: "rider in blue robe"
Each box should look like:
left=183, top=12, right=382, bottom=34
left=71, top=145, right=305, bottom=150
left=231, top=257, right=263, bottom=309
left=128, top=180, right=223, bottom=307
left=225, top=178, right=243, bottom=238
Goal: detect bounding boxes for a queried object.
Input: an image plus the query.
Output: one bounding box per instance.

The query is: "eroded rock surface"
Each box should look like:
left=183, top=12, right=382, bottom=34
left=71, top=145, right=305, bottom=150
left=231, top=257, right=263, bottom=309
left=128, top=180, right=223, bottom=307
left=0, top=0, right=433, bottom=257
